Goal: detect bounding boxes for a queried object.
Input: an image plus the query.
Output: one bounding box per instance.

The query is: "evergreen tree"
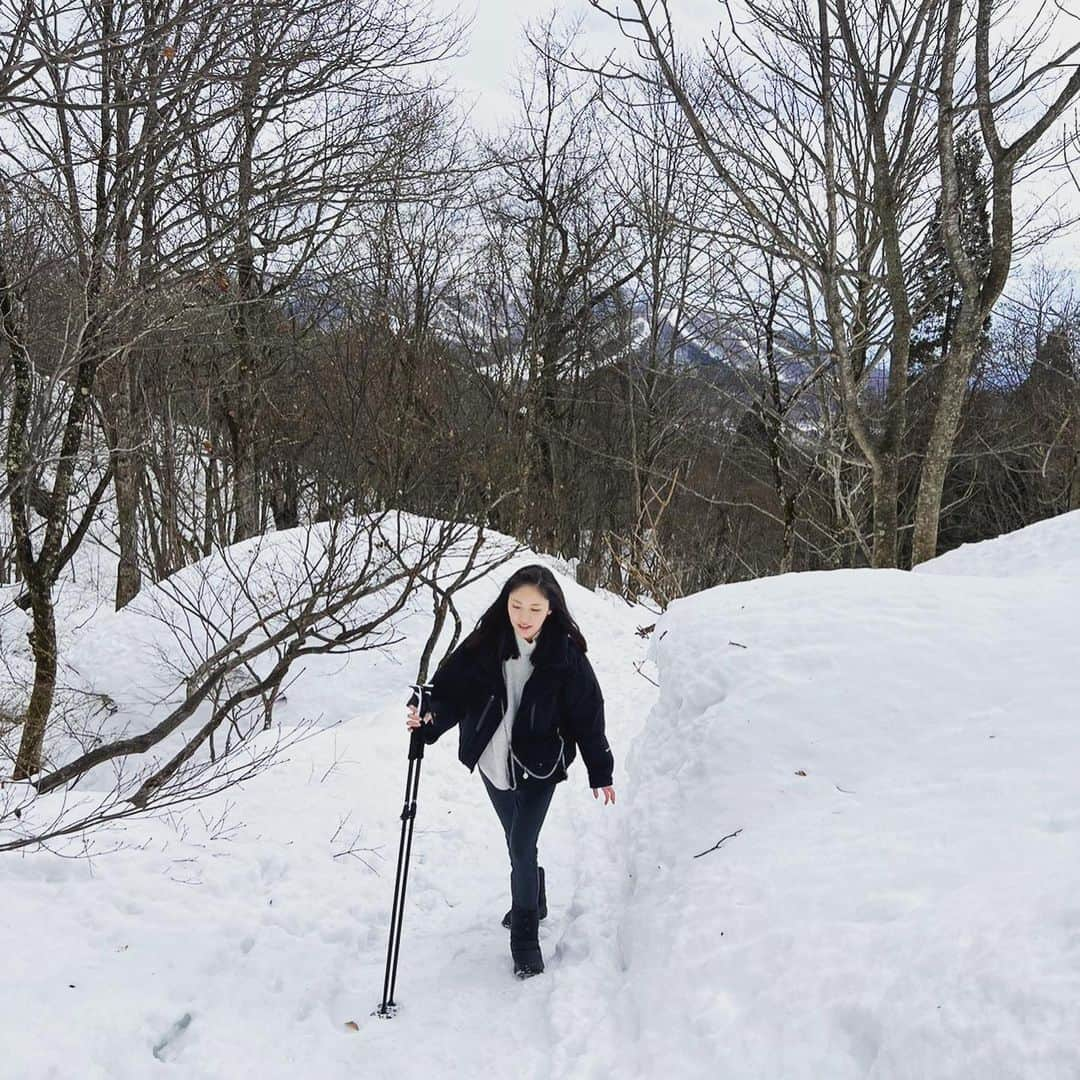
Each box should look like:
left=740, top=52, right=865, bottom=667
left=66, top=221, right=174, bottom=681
left=910, top=128, right=992, bottom=375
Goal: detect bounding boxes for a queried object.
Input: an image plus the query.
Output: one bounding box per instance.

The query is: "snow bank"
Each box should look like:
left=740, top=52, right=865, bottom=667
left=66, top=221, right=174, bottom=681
left=914, top=508, right=1080, bottom=580
left=627, top=525, right=1080, bottom=1077
left=4, top=514, right=520, bottom=775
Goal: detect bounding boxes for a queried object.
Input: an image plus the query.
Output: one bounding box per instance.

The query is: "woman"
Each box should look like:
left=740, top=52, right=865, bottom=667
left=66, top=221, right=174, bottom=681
left=406, top=564, right=616, bottom=979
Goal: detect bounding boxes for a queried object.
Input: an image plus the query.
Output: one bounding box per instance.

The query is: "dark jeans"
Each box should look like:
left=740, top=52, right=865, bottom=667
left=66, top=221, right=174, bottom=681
left=481, top=772, right=557, bottom=911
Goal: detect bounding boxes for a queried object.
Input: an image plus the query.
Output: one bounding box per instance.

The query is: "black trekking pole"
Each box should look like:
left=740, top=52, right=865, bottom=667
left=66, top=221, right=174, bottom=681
left=374, top=682, right=433, bottom=1019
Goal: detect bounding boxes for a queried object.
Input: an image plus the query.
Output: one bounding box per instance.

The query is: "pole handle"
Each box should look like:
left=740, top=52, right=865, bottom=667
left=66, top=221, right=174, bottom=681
left=407, top=683, right=434, bottom=761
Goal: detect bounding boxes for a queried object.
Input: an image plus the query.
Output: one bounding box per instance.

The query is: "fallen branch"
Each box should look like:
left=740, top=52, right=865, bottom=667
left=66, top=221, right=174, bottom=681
left=632, top=660, right=659, bottom=687
left=693, top=827, right=743, bottom=859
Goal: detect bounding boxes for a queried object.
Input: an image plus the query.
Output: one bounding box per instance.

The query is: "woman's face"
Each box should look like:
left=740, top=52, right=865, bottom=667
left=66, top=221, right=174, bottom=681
left=507, top=584, right=551, bottom=643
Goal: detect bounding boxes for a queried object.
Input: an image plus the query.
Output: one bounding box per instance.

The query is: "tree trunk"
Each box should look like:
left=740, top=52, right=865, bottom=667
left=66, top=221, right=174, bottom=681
left=910, top=297, right=983, bottom=565
left=4, top=263, right=103, bottom=775
left=114, top=441, right=142, bottom=607
left=13, top=584, right=58, bottom=780
left=230, top=365, right=260, bottom=543
left=202, top=458, right=215, bottom=554
left=269, top=459, right=299, bottom=530
left=532, top=343, right=561, bottom=551
left=112, top=358, right=143, bottom=607
left=779, top=493, right=796, bottom=575
left=870, top=453, right=900, bottom=568
left=154, top=398, right=184, bottom=577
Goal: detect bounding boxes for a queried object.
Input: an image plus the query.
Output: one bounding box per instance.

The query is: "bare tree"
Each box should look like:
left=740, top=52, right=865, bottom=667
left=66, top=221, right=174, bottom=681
left=910, top=0, right=1080, bottom=562
left=0, top=513, right=506, bottom=851
left=471, top=18, right=644, bottom=555
left=170, top=0, right=458, bottom=543
left=599, top=79, right=707, bottom=599
left=589, top=0, right=946, bottom=568
left=0, top=0, right=243, bottom=779
left=0, top=0, right=463, bottom=779
left=414, top=516, right=521, bottom=683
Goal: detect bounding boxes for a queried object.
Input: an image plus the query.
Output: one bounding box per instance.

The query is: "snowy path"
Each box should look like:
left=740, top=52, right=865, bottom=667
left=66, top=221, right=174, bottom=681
left=331, top=601, right=656, bottom=1080
left=4, top=564, right=657, bottom=1080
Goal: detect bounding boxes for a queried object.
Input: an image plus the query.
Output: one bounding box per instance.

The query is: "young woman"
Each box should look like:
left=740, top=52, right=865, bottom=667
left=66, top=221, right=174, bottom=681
left=406, top=564, right=616, bottom=979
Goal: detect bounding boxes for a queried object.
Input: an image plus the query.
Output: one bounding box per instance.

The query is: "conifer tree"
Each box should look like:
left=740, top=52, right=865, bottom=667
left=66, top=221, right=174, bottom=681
left=910, top=128, right=991, bottom=377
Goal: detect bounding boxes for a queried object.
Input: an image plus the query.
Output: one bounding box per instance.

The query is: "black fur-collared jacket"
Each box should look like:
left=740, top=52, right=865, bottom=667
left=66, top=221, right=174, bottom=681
left=418, top=627, right=614, bottom=790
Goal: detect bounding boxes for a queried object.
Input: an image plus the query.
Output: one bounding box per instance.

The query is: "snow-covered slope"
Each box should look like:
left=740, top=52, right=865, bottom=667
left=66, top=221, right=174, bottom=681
left=3, top=511, right=1078, bottom=1079
left=628, top=514, right=1080, bottom=1078
left=2, top=525, right=658, bottom=1080
left=914, top=508, right=1080, bottom=580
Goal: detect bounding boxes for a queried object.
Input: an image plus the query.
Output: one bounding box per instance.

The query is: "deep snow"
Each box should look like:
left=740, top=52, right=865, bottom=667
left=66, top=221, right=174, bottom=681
left=3, top=509, right=1080, bottom=1079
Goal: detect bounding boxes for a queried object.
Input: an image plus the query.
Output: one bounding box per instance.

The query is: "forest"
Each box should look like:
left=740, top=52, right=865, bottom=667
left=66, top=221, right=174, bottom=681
left=1, top=0, right=1078, bottom=800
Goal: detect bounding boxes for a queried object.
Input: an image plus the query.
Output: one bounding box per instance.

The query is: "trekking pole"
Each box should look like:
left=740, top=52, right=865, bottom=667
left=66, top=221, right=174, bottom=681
left=374, top=682, right=432, bottom=1019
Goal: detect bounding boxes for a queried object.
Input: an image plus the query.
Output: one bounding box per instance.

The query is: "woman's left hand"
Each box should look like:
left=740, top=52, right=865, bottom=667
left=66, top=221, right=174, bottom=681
left=592, top=786, right=616, bottom=806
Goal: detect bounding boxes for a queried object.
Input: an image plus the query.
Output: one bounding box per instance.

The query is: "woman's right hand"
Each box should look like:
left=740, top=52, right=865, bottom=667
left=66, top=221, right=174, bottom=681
left=406, top=704, right=432, bottom=730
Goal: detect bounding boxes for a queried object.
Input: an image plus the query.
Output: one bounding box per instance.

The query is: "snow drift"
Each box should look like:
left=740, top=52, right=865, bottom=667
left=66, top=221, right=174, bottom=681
left=628, top=508, right=1080, bottom=1078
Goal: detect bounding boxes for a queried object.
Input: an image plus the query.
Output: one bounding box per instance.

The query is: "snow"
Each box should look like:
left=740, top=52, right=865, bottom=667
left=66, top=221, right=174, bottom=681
left=3, top=510, right=1080, bottom=1078
left=912, top=508, right=1080, bottom=580
left=632, top=560, right=1079, bottom=1077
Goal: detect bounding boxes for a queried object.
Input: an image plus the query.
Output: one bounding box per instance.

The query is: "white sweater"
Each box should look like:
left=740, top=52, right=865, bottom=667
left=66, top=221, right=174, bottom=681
left=478, top=632, right=537, bottom=791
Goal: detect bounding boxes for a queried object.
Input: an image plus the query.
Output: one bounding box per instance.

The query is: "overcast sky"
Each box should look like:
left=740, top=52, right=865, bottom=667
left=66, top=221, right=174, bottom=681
left=434, top=1, right=717, bottom=130
left=434, top=0, right=1080, bottom=273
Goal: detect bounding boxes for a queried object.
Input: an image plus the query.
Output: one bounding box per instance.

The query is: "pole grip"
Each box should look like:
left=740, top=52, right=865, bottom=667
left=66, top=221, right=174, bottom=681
left=407, top=683, right=434, bottom=762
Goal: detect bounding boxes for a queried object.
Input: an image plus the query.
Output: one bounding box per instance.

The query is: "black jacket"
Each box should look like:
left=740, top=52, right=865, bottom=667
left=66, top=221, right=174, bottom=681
left=419, top=626, right=614, bottom=789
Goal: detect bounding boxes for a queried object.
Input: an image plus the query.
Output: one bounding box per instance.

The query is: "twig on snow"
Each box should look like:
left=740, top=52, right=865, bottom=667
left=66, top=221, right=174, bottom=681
left=632, top=660, right=659, bottom=687
left=693, top=827, right=743, bottom=859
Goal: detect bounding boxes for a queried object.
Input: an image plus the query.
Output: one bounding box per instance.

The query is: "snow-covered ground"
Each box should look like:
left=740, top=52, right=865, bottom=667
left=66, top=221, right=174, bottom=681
left=3, top=510, right=1079, bottom=1079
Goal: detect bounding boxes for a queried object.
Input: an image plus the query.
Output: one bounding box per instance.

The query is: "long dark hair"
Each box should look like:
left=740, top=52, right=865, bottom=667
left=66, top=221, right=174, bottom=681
left=460, top=564, right=587, bottom=659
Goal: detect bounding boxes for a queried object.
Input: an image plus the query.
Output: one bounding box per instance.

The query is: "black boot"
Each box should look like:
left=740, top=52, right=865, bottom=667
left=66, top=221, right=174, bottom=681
left=509, top=906, right=544, bottom=978
left=502, top=866, right=546, bottom=928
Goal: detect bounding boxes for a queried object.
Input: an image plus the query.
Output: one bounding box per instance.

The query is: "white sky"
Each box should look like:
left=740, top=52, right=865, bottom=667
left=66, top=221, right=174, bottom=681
left=435, top=0, right=1080, bottom=274
left=434, top=0, right=721, bottom=132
